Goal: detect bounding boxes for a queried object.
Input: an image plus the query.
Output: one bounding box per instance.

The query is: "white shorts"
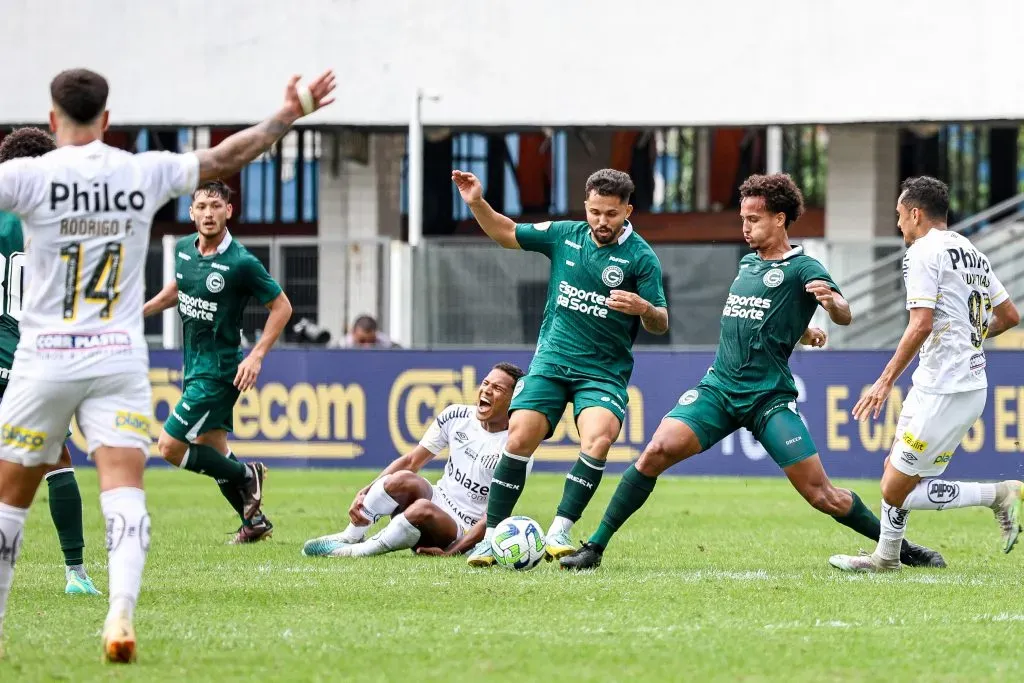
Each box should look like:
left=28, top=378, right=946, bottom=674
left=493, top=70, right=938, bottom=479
left=0, top=372, right=153, bottom=467
left=888, top=386, right=986, bottom=478
left=430, top=484, right=473, bottom=543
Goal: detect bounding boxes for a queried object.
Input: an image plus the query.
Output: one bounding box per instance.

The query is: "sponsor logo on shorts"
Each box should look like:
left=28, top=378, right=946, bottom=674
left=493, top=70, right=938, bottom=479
left=513, top=378, right=525, bottom=399
left=927, top=481, right=960, bottom=505
left=785, top=436, right=803, bottom=446
left=900, top=450, right=918, bottom=464
left=762, top=269, right=785, bottom=288
left=934, top=452, right=953, bottom=465
left=902, top=432, right=928, bottom=452
left=171, top=410, right=188, bottom=426
left=115, top=411, right=151, bottom=436
left=533, top=221, right=551, bottom=232
left=601, top=265, right=624, bottom=288
left=886, top=506, right=909, bottom=529
left=600, top=395, right=625, bottom=414
left=182, top=401, right=191, bottom=411
left=206, top=272, right=225, bottom=293
left=1, top=424, right=46, bottom=451
left=678, top=389, right=699, bottom=406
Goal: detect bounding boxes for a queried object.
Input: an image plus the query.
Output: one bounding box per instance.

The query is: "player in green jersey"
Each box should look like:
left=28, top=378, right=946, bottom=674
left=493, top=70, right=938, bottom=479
left=0, top=128, right=100, bottom=595
left=560, top=173, right=946, bottom=571
left=452, top=168, right=670, bottom=567
left=144, top=180, right=292, bottom=544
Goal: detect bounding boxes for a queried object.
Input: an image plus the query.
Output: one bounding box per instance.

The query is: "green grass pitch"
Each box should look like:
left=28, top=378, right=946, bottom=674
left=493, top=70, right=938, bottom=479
left=4, top=469, right=1021, bottom=681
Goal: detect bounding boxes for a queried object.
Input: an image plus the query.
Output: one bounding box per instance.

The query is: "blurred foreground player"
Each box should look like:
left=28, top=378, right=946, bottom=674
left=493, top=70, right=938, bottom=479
left=0, top=67, right=334, bottom=662
left=302, top=363, right=525, bottom=558
left=561, top=174, right=945, bottom=571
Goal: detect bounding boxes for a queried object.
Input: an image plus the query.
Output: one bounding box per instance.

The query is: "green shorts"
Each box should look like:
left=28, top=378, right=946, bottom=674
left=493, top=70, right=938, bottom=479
left=0, top=381, right=72, bottom=441
left=510, top=363, right=628, bottom=438
left=665, top=382, right=817, bottom=469
left=163, top=378, right=240, bottom=443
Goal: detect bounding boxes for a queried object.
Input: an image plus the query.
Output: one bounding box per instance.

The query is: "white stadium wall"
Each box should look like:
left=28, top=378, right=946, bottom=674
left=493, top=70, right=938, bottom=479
left=1, top=0, right=1023, bottom=126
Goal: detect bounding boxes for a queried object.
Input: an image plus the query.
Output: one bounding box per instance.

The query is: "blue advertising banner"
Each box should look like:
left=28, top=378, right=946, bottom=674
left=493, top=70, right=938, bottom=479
left=66, top=349, right=1024, bottom=479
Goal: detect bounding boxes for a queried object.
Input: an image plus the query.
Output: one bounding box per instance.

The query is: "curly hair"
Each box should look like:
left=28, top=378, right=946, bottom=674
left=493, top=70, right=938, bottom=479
left=0, top=127, right=55, bottom=163
left=738, top=173, right=805, bottom=228
left=584, top=169, right=634, bottom=203
left=899, top=176, right=948, bottom=220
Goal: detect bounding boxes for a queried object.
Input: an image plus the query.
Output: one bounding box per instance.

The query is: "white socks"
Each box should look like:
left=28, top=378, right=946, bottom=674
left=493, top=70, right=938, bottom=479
left=877, top=501, right=908, bottom=562
left=547, top=516, right=574, bottom=538
left=902, top=480, right=996, bottom=510
left=351, top=514, right=421, bottom=557
left=342, top=477, right=399, bottom=542
left=0, top=503, right=28, bottom=636
left=101, top=487, right=149, bottom=624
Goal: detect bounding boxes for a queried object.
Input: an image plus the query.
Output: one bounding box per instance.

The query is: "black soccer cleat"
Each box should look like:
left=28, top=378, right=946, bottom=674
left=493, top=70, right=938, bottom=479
left=559, top=542, right=604, bottom=571
left=240, top=462, right=268, bottom=521
left=900, top=539, right=947, bottom=568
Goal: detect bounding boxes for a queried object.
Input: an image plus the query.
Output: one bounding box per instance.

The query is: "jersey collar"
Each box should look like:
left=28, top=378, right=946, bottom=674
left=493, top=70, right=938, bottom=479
left=758, top=244, right=803, bottom=263
left=617, top=221, right=634, bottom=245
left=195, top=230, right=233, bottom=255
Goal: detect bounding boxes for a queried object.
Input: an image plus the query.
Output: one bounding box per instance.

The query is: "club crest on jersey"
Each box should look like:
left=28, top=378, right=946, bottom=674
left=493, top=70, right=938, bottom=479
left=602, top=265, right=624, bottom=288
left=206, top=272, right=225, bottom=293
left=762, top=269, right=785, bottom=288
left=513, top=378, right=525, bottom=398
left=678, top=389, right=699, bottom=406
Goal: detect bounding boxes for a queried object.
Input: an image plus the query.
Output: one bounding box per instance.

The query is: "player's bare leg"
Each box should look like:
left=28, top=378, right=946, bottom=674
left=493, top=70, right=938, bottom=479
left=314, top=500, right=460, bottom=559
left=546, top=406, right=621, bottom=559
left=95, top=446, right=149, bottom=664
left=302, top=470, right=435, bottom=556
left=467, top=409, right=548, bottom=567
left=561, top=418, right=702, bottom=570
left=44, top=445, right=100, bottom=595
left=0, top=460, right=49, bottom=657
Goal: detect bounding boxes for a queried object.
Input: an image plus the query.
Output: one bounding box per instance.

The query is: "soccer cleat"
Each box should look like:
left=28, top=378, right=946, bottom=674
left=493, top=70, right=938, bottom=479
left=899, top=539, right=947, bottom=568
left=559, top=542, right=603, bottom=571
left=239, top=462, right=268, bottom=521
left=102, top=614, right=137, bottom=664
left=993, top=480, right=1023, bottom=554
left=543, top=530, right=575, bottom=561
left=828, top=551, right=901, bottom=573
left=229, top=517, right=274, bottom=545
left=466, top=538, right=496, bottom=567
left=301, top=532, right=358, bottom=557
left=65, top=567, right=102, bottom=595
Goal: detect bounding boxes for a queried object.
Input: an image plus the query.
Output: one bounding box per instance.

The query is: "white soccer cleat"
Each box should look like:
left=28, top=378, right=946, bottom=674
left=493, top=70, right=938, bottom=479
left=466, top=538, right=496, bottom=567
left=543, top=530, right=575, bottom=561
left=992, top=480, right=1023, bottom=554
left=302, top=534, right=358, bottom=557
left=828, top=551, right=901, bottom=573
left=102, top=613, right=137, bottom=664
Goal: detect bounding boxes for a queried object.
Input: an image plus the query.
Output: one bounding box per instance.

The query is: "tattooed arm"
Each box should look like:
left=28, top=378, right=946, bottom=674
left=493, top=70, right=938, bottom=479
left=195, top=71, right=336, bottom=182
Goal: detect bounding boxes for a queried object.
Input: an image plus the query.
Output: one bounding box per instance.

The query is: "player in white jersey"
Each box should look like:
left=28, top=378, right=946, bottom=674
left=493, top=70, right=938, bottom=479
left=0, top=67, right=336, bottom=662
left=829, top=176, right=1022, bottom=573
left=302, top=363, right=525, bottom=559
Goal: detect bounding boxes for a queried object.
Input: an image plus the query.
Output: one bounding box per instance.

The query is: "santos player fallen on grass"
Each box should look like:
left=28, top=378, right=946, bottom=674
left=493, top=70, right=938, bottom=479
left=302, top=363, right=524, bottom=558
left=144, top=180, right=291, bottom=545
left=829, top=176, right=1022, bottom=573
left=453, top=168, right=669, bottom=567
left=0, top=66, right=334, bottom=663
left=0, top=128, right=100, bottom=596
left=560, top=173, right=946, bottom=571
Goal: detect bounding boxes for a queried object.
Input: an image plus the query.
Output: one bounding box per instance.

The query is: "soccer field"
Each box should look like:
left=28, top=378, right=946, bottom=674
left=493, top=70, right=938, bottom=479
left=7, top=469, right=1021, bottom=682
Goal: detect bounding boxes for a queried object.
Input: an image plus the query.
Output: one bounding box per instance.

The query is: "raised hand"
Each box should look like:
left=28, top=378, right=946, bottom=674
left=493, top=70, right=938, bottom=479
left=452, top=170, right=483, bottom=204
left=283, top=70, right=337, bottom=119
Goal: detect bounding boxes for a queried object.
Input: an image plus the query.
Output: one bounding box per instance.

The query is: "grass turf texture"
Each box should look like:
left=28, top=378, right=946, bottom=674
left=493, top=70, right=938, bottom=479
left=5, top=469, right=1022, bottom=682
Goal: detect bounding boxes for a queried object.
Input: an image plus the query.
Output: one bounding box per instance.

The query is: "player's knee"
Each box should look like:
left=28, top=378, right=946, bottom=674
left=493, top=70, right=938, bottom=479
left=402, top=499, right=433, bottom=526
left=580, top=433, right=613, bottom=460
left=637, top=439, right=674, bottom=477
left=879, top=479, right=909, bottom=508
left=157, top=433, right=186, bottom=464
left=506, top=426, right=543, bottom=456
left=383, top=470, right=419, bottom=496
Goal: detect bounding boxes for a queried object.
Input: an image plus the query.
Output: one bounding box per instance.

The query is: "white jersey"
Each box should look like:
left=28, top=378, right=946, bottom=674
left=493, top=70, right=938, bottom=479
left=418, top=404, right=510, bottom=526
left=903, top=228, right=1008, bottom=393
left=0, top=141, right=199, bottom=380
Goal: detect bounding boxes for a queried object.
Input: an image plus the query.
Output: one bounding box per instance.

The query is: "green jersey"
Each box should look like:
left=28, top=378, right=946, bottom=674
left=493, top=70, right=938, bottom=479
left=0, top=212, right=25, bottom=382
left=515, top=220, right=666, bottom=386
left=706, top=245, right=839, bottom=397
left=176, top=232, right=282, bottom=384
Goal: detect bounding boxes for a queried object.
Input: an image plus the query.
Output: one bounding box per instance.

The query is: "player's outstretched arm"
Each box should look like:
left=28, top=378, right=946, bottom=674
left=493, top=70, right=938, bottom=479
left=234, top=292, right=293, bottom=392
left=143, top=281, right=179, bottom=318
left=806, top=280, right=852, bottom=326
left=348, top=445, right=436, bottom=525
left=987, top=298, right=1021, bottom=339
left=852, top=307, right=933, bottom=421
left=195, top=71, right=336, bottom=182
left=452, top=170, right=519, bottom=249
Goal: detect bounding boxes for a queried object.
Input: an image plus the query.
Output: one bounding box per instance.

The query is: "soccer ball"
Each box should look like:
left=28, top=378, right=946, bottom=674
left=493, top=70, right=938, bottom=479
left=490, top=516, right=545, bottom=571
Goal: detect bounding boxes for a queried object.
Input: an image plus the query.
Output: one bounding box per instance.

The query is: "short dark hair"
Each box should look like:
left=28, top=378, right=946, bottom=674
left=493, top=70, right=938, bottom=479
left=352, top=315, right=378, bottom=332
left=0, top=127, right=55, bottom=163
left=738, top=173, right=805, bottom=228
left=584, top=169, right=634, bottom=203
left=492, top=362, right=525, bottom=386
left=50, top=69, right=109, bottom=125
left=899, top=176, right=949, bottom=220
left=193, top=180, right=233, bottom=203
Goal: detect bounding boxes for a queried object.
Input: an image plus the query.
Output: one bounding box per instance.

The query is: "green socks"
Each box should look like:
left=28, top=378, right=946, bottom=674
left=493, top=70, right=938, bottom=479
left=555, top=452, right=606, bottom=522
left=833, top=490, right=881, bottom=542
left=46, top=469, right=84, bottom=567
left=485, top=450, right=531, bottom=528
left=184, top=444, right=249, bottom=485
left=215, top=451, right=247, bottom=523
left=589, top=465, right=657, bottom=550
